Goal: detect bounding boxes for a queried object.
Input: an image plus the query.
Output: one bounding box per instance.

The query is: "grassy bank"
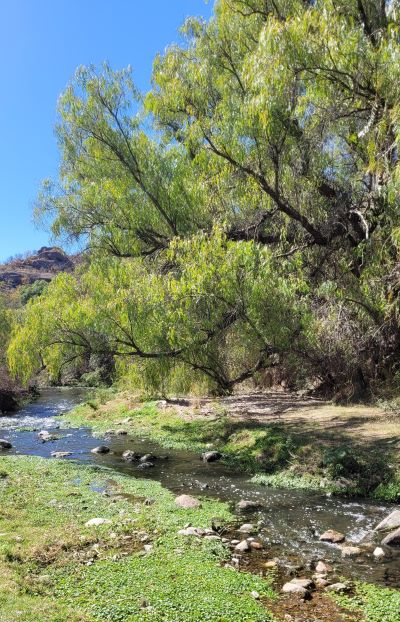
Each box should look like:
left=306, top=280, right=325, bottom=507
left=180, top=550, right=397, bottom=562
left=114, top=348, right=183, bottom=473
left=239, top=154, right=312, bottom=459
left=0, top=455, right=277, bottom=622
left=65, top=391, right=400, bottom=501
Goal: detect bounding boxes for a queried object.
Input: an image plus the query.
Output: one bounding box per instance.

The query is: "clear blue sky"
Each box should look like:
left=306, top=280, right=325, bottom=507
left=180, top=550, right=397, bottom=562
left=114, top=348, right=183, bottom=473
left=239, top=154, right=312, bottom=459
left=0, top=0, right=212, bottom=262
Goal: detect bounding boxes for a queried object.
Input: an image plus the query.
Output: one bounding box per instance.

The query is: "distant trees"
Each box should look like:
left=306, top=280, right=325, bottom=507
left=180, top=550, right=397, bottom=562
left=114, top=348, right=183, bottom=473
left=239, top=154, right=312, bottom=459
left=9, top=0, right=400, bottom=397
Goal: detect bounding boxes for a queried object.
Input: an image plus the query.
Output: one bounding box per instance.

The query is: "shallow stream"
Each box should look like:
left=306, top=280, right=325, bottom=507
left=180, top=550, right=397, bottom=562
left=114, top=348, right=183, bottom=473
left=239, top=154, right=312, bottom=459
left=1, top=388, right=399, bottom=588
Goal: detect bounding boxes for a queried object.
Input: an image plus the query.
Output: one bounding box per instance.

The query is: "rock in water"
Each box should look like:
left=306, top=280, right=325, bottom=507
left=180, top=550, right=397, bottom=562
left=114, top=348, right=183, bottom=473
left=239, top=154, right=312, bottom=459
left=315, top=561, right=332, bottom=573
left=175, top=494, right=201, bottom=509
left=381, top=527, right=400, bottom=546
left=137, top=461, right=154, bottom=469
left=91, top=445, right=110, bottom=454
left=140, top=454, right=157, bottom=462
left=238, top=523, right=254, bottom=533
left=122, top=450, right=139, bottom=462
left=51, top=451, right=72, bottom=459
left=340, top=546, right=361, bottom=557
left=0, top=439, right=12, bottom=449
left=373, top=547, right=386, bottom=559
left=374, top=510, right=400, bottom=532
left=201, top=451, right=222, bottom=462
left=319, top=529, right=345, bottom=543
left=236, top=499, right=263, bottom=512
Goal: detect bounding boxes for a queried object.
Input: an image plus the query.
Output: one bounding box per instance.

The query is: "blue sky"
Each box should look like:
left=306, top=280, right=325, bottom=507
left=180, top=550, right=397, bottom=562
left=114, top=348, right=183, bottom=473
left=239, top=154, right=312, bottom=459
left=0, top=0, right=212, bottom=262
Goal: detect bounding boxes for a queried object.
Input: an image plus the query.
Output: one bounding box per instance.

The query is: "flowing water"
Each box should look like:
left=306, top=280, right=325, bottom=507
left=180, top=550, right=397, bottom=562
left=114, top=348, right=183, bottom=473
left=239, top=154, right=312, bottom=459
left=1, top=388, right=399, bottom=588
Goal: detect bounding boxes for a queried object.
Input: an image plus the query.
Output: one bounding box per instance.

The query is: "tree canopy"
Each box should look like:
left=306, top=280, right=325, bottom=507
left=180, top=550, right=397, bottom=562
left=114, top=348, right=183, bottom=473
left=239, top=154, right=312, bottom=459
left=9, top=0, right=400, bottom=397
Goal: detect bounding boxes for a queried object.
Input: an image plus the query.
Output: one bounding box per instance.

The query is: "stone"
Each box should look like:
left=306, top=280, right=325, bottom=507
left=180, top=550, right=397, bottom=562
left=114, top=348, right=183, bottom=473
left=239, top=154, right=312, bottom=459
left=373, top=547, right=386, bottom=559
left=91, top=445, right=110, bottom=454
left=290, top=578, right=314, bottom=590
left=235, top=539, right=250, bottom=552
left=137, top=462, right=155, bottom=469
left=251, top=591, right=260, bottom=600
left=264, top=560, right=278, bottom=569
left=325, top=583, right=348, bottom=593
left=140, top=454, right=157, bottom=462
left=282, top=583, right=308, bottom=597
left=315, top=561, right=332, bottom=573
left=85, top=518, right=112, bottom=527
left=204, top=535, right=221, bottom=541
left=250, top=541, right=263, bottom=550
left=178, top=527, right=204, bottom=537
left=315, top=577, right=329, bottom=588
left=122, top=450, right=139, bottom=462
left=239, top=523, right=254, bottom=533
left=381, top=527, right=400, bottom=546
left=51, top=451, right=72, bottom=459
left=201, top=451, right=222, bottom=463
left=143, top=544, right=153, bottom=552
left=374, top=510, right=400, bottom=532
left=319, top=530, right=345, bottom=543
left=236, top=499, right=263, bottom=512
left=340, top=545, right=361, bottom=557
left=115, top=429, right=128, bottom=435
left=230, top=539, right=240, bottom=545
left=175, top=494, right=201, bottom=509
left=0, top=439, right=12, bottom=449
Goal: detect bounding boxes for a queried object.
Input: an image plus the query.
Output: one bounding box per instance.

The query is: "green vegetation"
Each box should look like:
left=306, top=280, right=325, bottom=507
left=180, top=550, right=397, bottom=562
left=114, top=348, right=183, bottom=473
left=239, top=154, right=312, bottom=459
left=0, top=456, right=275, bottom=622
left=333, top=582, right=400, bottom=622
left=65, top=395, right=400, bottom=501
left=6, top=0, right=400, bottom=401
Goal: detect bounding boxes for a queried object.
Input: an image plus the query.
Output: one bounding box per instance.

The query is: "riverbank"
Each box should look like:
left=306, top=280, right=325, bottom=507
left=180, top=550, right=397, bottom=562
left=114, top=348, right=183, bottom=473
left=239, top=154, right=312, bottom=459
left=65, top=391, right=400, bottom=502
left=0, top=455, right=274, bottom=621
left=0, top=455, right=399, bottom=622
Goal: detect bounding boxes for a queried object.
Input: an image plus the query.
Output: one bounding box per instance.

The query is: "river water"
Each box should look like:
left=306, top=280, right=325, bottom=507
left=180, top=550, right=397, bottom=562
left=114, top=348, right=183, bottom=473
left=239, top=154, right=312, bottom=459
left=0, top=388, right=399, bottom=588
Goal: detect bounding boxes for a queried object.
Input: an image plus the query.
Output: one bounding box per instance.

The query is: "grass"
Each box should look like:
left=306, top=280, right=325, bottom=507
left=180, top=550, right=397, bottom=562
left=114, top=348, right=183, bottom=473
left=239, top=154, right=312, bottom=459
left=64, top=393, right=400, bottom=501
left=0, top=455, right=276, bottom=622
left=332, top=582, right=400, bottom=622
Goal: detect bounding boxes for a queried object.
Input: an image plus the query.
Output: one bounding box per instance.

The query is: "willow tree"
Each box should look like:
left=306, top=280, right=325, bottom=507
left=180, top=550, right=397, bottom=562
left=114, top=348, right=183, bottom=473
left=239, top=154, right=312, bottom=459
left=10, top=0, right=400, bottom=396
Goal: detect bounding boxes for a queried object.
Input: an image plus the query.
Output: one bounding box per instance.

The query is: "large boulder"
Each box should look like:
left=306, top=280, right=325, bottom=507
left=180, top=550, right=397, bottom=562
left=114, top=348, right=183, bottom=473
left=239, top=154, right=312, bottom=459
left=374, top=510, right=400, bottom=532
left=381, top=527, right=400, bottom=546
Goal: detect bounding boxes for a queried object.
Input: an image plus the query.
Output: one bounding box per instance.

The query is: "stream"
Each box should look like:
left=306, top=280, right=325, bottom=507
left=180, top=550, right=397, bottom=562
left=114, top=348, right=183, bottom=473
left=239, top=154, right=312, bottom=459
left=1, top=388, right=399, bottom=589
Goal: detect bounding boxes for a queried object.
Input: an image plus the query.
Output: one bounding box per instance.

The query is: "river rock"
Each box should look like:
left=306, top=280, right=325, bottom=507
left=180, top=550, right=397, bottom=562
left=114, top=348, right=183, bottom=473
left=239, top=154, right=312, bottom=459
left=91, top=445, right=110, bottom=454
left=264, top=560, right=278, bottom=569
left=85, top=518, right=112, bottom=527
left=374, top=510, right=400, bottom=532
left=250, top=541, right=263, bottom=550
left=325, top=583, right=348, bottom=593
left=201, top=451, right=222, bottom=463
left=204, top=534, right=221, bottom=541
left=319, top=529, right=345, bottom=543
left=122, top=450, right=139, bottom=462
left=373, top=547, right=386, bottom=559
left=236, top=499, right=263, bottom=512
left=251, top=591, right=260, bottom=600
left=115, top=429, right=128, bottom=435
left=140, top=454, right=157, bottom=462
left=175, top=494, right=201, bottom=509
left=238, top=523, right=254, bottom=533
left=0, top=439, right=12, bottom=449
left=381, top=527, right=400, bottom=546
left=282, top=582, right=308, bottom=597
left=340, top=545, right=361, bottom=557
left=178, top=527, right=204, bottom=537
left=235, top=539, right=250, bottom=552
left=290, top=578, right=314, bottom=590
left=51, top=451, right=72, bottom=459
left=137, top=461, right=154, bottom=469
left=315, top=561, right=332, bottom=573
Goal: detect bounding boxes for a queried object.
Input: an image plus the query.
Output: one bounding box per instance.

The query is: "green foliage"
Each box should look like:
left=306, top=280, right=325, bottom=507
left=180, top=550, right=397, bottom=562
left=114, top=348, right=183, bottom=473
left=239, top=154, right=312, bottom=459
left=20, top=279, right=48, bottom=305
left=9, top=0, right=400, bottom=396
left=333, top=582, right=400, bottom=622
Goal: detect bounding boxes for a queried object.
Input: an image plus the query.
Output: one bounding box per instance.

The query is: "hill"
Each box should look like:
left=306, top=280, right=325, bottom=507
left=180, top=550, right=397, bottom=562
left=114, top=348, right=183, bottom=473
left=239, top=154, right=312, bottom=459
left=0, top=246, right=77, bottom=289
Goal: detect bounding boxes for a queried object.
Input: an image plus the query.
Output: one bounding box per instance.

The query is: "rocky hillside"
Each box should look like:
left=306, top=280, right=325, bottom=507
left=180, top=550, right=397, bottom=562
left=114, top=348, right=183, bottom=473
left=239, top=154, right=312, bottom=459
left=0, top=247, right=77, bottom=289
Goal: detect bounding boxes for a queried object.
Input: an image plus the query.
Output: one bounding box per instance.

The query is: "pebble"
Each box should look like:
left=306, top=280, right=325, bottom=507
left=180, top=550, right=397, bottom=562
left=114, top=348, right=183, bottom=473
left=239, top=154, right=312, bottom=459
left=325, top=582, right=348, bottom=593
left=250, top=541, right=263, bottom=550
left=238, top=523, right=254, bottom=533
left=251, top=591, right=260, bottom=600
left=340, top=545, right=361, bottom=557
left=315, top=560, right=332, bottom=573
